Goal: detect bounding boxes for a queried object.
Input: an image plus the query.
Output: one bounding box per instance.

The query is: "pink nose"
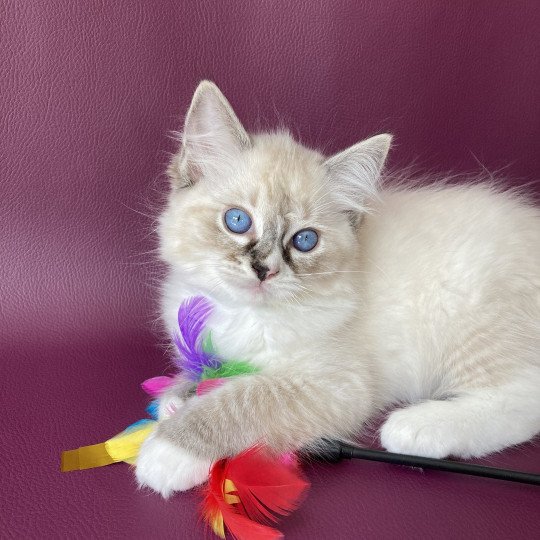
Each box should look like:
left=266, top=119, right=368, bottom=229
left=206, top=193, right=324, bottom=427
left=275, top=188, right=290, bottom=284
left=251, top=262, right=279, bottom=282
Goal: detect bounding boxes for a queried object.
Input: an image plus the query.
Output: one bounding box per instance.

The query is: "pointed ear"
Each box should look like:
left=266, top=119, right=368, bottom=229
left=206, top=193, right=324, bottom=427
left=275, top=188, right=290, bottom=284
left=324, top=134, right=392, bottom=212
left=168, top=81, right=251, bottom=188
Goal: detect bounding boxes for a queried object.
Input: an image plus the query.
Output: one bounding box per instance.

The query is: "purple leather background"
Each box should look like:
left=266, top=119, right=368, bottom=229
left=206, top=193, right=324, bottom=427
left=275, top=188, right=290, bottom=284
left=2, top=1, right=539, bottom=538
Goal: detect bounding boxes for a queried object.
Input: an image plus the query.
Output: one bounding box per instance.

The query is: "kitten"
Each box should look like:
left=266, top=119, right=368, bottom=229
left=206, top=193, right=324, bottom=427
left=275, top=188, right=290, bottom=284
left=136, top=81, right=540, bottom=498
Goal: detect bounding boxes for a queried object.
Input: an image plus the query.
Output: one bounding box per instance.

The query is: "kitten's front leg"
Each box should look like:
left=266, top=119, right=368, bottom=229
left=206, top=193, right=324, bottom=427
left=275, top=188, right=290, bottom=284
left=136, top=367, right=373, bottom=497
left=135, top=378, right=206, bottom=498
left=135, top=432, right=212, bottom=497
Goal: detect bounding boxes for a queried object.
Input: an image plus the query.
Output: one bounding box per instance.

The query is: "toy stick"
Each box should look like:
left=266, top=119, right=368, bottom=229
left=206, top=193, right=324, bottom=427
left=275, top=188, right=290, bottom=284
left=310, top=440, right=540, bottom=486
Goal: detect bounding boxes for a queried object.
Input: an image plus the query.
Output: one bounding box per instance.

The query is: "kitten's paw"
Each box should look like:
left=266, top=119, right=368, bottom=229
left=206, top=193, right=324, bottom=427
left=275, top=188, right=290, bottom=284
left=157, top=394, right=185, bottom=421
left=380, top=404, right=456, bottom=459
left=135, top=433, right=211, bottom=498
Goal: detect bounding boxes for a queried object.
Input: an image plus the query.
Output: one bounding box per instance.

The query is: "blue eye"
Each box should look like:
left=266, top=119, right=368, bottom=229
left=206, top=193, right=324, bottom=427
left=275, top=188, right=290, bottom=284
left=224, top=208, right=252, bottom=234
left=292, top=229, right=318, bottom=252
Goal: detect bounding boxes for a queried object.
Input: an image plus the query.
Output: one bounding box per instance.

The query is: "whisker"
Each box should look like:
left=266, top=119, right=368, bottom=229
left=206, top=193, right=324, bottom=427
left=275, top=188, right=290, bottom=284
left=296, top=270, right=369, bottom=277
left=119, top=202, right=158, bottom=222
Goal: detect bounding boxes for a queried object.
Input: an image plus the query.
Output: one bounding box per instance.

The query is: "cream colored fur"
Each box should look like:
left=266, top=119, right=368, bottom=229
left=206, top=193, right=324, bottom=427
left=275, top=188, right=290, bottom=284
left=135, top=81, right=540, bottom=498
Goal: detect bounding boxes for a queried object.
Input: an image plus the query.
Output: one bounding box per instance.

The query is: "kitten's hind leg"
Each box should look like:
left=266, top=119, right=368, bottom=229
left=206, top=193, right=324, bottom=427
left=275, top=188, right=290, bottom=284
left=380, top=368, right=540, bottom=459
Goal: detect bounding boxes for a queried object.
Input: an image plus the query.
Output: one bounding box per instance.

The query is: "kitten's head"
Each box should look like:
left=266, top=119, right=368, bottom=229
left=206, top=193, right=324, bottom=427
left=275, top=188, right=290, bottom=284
left=159, top=81, right=391, bottom=306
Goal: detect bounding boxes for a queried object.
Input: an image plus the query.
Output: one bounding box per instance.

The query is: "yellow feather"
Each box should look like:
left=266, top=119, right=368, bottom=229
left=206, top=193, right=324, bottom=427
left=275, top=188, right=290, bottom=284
left=105, top=422, right=157, bottom=462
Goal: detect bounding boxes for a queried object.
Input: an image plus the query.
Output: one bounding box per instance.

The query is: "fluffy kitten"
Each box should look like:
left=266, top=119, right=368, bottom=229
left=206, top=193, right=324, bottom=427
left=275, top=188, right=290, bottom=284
left=136, top=81, right=540, bottom=498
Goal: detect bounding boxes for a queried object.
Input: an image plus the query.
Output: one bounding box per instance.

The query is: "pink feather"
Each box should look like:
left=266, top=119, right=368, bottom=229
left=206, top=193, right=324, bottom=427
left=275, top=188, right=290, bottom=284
left=141, top=376, right=176, bottom=397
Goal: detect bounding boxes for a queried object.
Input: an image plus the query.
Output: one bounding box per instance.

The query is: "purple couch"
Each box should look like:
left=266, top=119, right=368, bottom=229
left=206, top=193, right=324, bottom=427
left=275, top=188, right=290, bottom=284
left=2, top=1, right=539, bottom=538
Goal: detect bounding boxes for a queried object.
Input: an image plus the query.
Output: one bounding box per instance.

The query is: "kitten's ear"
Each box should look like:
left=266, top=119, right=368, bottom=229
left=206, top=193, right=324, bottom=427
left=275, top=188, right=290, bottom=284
left=168, top=81, right=251, bottom=188
left=324, top=134, right=392, bottom=212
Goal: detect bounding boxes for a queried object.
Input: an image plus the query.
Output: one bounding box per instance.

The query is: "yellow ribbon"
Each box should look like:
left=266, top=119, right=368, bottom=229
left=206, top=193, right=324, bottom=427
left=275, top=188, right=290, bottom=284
left=60, top=421, right=157, bottom=472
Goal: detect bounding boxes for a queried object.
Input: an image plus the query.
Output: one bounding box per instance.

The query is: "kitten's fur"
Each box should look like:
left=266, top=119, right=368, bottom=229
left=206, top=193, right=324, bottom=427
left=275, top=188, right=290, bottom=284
left=136, top=81, right=540, bottom=497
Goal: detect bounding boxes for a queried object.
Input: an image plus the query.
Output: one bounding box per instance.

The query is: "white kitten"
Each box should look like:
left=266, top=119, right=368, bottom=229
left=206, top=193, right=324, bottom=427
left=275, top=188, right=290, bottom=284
left=135, top=81, right=540, bottom=498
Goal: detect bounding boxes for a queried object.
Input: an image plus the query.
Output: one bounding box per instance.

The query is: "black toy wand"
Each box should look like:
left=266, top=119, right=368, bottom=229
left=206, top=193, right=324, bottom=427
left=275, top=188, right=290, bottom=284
left=309, top=440, right=540, bottom=486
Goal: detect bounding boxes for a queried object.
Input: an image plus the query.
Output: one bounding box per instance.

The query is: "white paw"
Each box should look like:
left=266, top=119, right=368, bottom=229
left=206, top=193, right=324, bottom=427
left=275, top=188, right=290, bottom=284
left=380, top=405, right=456, bottom=459
left=135, top=433, right=211, bottom=498
left=157, top=395, right=185, bottom=421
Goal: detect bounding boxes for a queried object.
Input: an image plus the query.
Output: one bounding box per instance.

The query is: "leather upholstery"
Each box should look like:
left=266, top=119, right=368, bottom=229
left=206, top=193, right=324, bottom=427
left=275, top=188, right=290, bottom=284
left=2, top=1, right=539, bottom=538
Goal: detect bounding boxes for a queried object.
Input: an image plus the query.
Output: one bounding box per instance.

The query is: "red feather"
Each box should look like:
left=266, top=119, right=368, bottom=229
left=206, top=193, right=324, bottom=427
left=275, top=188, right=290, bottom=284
left=226, top=447, right=309, bottom=524
left=201, top=447, right=309, bottom=540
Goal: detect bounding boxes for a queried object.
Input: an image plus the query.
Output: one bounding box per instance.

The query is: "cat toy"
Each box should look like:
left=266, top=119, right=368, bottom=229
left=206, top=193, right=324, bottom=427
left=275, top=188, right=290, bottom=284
left=61, top=296, right=310, bottom=539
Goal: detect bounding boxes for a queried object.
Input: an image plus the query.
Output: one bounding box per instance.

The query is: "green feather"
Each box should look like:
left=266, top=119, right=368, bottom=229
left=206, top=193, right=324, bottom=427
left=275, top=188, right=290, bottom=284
left=201, top=360, right=258, bottom=380
left=200, top=331, right=259, bottom=380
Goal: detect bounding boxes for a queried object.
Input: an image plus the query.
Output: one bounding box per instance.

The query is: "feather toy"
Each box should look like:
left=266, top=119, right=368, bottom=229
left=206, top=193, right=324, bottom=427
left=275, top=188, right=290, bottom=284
left=60, top=296, right=310, bottom=539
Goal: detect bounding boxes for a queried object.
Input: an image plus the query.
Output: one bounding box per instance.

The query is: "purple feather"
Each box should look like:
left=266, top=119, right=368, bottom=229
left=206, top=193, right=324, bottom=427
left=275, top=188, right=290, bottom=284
left=173, top=296, right=220, bottom=380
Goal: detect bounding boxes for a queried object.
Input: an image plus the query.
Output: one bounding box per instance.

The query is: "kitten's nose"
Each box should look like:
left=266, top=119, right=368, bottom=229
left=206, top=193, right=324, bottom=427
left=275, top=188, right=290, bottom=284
left=251, top=261, right=278, bottom=282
